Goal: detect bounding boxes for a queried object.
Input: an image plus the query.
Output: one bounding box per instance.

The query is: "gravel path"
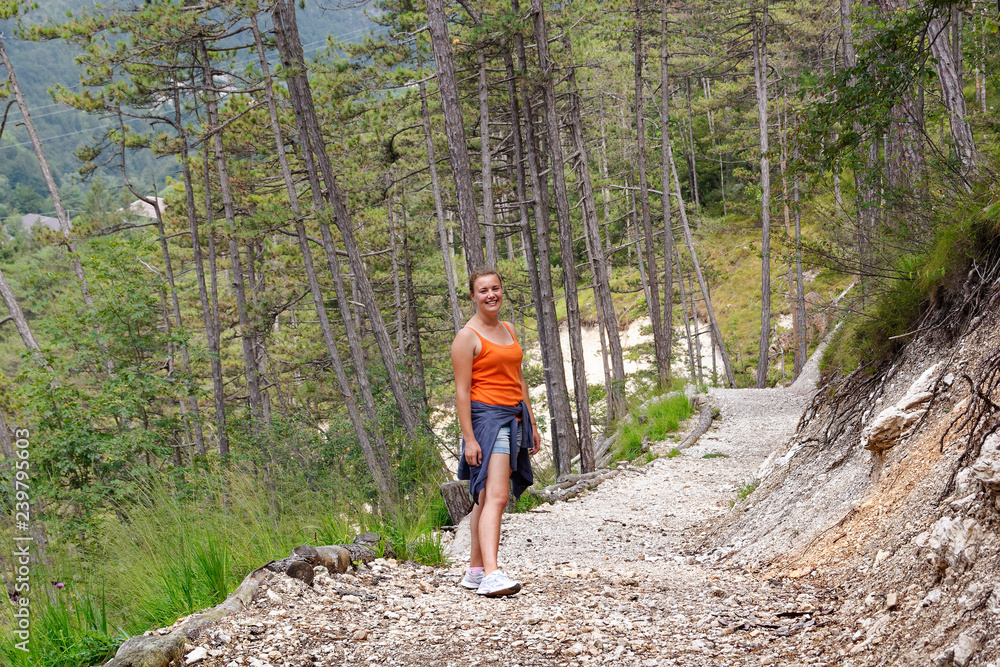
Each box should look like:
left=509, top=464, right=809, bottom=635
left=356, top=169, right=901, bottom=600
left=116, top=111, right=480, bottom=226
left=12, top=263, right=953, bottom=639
left=194, top=349, right=853, bottom=667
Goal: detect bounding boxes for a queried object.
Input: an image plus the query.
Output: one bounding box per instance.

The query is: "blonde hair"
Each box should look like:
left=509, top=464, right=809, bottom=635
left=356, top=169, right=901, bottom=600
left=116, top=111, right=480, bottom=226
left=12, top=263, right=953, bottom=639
left=468, top=267, right=502, bottom=295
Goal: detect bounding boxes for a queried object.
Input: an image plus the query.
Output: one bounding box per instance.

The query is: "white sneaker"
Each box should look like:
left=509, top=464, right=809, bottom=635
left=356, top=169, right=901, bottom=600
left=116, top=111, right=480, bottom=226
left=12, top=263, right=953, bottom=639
left=476, top=570, right=521, bottom=597
left=459, top=569, right=484, bottom=590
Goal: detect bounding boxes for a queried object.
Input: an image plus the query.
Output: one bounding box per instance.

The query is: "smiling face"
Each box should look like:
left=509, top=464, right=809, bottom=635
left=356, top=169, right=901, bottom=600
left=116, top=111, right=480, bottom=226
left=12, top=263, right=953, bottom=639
left=471, top=273, right=503, bottom=315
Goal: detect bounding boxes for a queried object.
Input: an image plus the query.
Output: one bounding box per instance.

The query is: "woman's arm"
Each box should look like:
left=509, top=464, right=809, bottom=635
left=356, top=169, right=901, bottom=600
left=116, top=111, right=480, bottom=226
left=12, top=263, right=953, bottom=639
left=451, top=329, right=482, bottom=465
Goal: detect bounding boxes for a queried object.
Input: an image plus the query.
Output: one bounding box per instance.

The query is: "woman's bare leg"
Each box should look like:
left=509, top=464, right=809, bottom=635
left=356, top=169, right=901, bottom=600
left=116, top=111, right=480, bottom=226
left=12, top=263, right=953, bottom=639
left=468, top=489, right=485, bottom=568
left=477, top=453, right=512, bottom=574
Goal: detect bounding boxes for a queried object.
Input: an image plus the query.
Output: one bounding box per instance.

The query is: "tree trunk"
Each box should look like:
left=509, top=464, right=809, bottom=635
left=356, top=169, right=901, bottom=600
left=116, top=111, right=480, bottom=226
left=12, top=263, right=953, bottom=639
left=660, top=0, right=676, bottom=382
left=689, top=274, right=703, bottom=385
left=272, top=0, right=423, bottom=441
left=0, top=40, right=94, bottom=309
left=199, top=141, right=230, bottom=457
left=0, top=266, right=41, bottom=353
left=401, top=203, right=429, bottom=410
left=200, top=41, right=266, bottom=429
left=256, top=13, right=398, bottom=504
left=793, top=152, right=807, bottom=379
left=531, top=0, right=594, bottom=472
left=928, top=11, right=979, bottom=174
left=665, top=104, right=735, bottom=387
left=752, top=10, right=772, bottom=389
left=419, top=80, right=463, bottom=334
left=425, top=0, right=484, bottom=272
left=478, top=52, right=498, bottom=267
left=0, top=404, right=13, bottom=460
left=564, top=35, right=626, bottom=424
left=777, top=98, right=799, bottom=382
left=387, top=199, right=405, bottom=355
left=440, top=480, right=473, bottom=524
left=149, top=196, right=206, bottom=455
left=597, top=106, right=615, bottom=270
left=673, top=234, right=697, bottom=382
left=501, top=43, right=558, bottom=452
left=513, top=2, right=577, bottom=474
left=246, top=242, right=272, bottom=425
left=684, top=76, right=701, bottom=210
left=633, top=3, right=670, bottom=389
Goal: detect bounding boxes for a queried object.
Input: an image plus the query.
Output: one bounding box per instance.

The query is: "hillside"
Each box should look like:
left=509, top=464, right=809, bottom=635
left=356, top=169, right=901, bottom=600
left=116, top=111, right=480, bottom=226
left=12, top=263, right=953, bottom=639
left=0, top=0, right=374, bottom=219
left=706, top=249, right=1000, bottom=664
left=0, top=0, right=997, bottom=664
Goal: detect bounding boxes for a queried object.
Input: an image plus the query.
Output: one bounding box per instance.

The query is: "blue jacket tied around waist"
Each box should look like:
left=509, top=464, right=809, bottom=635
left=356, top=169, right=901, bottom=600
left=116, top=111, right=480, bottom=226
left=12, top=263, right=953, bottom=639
left=458, top=401, right=535, bottom=502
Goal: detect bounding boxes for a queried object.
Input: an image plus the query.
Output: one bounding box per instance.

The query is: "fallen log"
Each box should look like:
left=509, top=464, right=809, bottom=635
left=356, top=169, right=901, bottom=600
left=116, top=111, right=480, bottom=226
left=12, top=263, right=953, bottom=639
left=528, top=468, right=622, bottom=504
left=677, top=405, right=716, bottom=450
left=101, top=566, right=268, bottom=667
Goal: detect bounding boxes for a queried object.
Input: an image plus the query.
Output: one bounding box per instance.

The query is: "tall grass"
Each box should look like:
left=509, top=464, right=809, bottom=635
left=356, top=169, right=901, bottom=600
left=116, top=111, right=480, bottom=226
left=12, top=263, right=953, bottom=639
left=0, top=463, right=450, bottom=666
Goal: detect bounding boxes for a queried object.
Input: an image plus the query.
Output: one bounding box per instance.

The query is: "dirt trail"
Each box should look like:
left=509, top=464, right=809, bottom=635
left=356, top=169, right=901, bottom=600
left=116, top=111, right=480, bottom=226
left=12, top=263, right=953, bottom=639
left=194, top=349, right=852, bottom=667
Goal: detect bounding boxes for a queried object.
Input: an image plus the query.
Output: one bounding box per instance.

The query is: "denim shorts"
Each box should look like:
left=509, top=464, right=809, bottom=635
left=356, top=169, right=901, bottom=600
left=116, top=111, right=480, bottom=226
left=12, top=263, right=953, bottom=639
left=492, top=426, right=512, bottom=455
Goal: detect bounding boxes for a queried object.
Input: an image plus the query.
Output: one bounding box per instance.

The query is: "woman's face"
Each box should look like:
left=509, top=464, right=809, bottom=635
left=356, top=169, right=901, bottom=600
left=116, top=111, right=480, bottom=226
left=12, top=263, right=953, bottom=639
left=471, top=274, right=503, bottom=315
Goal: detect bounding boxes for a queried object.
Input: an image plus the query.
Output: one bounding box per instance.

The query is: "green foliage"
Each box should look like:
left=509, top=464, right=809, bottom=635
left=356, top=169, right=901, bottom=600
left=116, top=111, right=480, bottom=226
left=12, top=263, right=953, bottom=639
left=664, top=448, right=682, bottom=458
left=821, top=205, right=1000, bottom=378
left=638, top=451, right=660, bottom=465
left=702, top=452, right=729, bottom=459
left=611, top=392, right=695, bottom=462
left=0, top=582, right=123, bottom=667
left=362, top=494, right=450, bottom=566
left=730, top=477, right=760, bottom=506
left=513, top=490, right=545, bottom=513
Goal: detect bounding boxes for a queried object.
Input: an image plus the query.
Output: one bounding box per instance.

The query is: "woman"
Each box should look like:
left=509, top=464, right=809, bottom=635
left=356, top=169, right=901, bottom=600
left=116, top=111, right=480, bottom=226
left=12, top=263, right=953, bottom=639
left=452, top=267, right=541, bottom=597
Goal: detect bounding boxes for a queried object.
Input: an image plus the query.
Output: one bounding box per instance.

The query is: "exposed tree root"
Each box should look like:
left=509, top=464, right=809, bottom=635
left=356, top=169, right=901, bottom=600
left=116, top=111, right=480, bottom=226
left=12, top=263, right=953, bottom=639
left=102, top=566, right=268, bottom=667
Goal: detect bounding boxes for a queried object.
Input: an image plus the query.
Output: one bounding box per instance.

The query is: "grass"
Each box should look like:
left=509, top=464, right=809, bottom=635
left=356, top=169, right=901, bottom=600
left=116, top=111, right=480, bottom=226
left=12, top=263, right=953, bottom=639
left=612, top=391, right=695, bottom=462
left=702, top=452, right=729, bottom=459
left=513, top=491, right=546, bottom=513
left=638, top=451, right=660, bottom=465
left=665, top=448, right=682, bottom=458
left=0, top=465, right=452, bottom=666
left=730, top=477, right=760, bottom=507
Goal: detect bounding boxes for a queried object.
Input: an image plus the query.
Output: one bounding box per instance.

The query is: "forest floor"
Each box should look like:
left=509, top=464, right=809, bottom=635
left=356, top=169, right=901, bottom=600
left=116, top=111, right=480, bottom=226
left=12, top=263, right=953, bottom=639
left=187, top=346, right=870, bottom=667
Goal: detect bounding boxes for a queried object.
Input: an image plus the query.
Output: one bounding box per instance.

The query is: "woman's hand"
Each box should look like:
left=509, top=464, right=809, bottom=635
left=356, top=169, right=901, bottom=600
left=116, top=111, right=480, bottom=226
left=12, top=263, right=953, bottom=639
left=530, top=425, right=541, bottom=455
left=464, top=439, right=483, bottom=466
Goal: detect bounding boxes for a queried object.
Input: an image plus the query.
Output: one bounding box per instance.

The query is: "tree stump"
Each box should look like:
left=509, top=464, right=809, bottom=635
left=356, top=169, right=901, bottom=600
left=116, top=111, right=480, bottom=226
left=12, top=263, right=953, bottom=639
left=440, top=480, right=473, bottom=524
left=315, top=545, right=351, bottom=573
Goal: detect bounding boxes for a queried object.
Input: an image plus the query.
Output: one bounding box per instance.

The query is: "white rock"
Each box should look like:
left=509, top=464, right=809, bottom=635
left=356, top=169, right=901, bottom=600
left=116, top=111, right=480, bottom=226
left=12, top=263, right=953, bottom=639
left=862, top=406, right=923, bottom=451
left=953, top=632, right=979, bottom=667
left=266, top=590, right=284, bottom=606
left=971, top=434, right=1000, bottom=491
left=921, top=516, right=983, bottom=574
left=185, top=647, right=208, bottom=665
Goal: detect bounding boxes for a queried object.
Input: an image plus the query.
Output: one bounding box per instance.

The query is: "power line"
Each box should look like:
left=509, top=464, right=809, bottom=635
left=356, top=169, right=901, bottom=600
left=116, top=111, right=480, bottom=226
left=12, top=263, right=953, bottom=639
left=0, top=124, right=115, bottom=152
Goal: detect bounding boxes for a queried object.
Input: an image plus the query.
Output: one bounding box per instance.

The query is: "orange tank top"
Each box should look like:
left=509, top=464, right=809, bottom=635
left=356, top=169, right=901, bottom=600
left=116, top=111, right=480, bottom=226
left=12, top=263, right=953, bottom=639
left=469, top=322, right=525, bottom=407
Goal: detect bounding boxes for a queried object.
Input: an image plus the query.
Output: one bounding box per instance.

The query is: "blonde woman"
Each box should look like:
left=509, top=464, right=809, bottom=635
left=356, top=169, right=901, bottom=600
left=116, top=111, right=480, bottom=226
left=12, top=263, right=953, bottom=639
left=451, top=268, right=541, bottom=596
